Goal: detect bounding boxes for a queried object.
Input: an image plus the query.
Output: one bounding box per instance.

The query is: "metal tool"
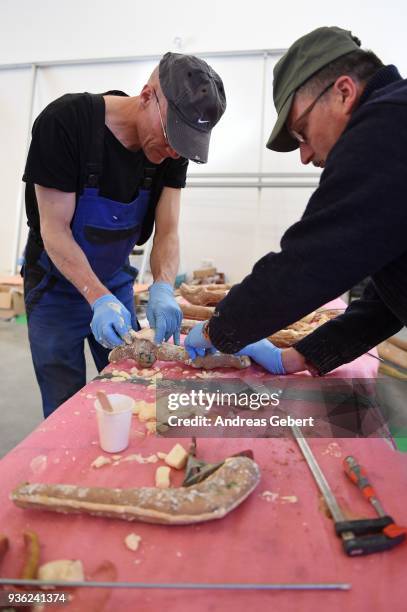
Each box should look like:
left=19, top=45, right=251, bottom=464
left=182, top=437, right=254, bottom=487
left=344, top=455, right=407, bottom=542
left=292, top=425, right=404, bottom=556
left=0, top=577, right=351, bottom=591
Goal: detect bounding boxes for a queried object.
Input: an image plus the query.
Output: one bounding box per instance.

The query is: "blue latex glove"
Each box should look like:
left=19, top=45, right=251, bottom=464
left=147, top=281, right=182, bottom=344
left=91, top=294, right=133, bottom=349
left=236, top=339, right=286, bottom=374
left=184, top=321, right=216, bottom=360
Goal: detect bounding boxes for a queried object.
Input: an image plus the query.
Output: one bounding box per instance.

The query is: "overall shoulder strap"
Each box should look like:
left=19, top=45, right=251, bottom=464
left=85, top=93, right=105, bottom=188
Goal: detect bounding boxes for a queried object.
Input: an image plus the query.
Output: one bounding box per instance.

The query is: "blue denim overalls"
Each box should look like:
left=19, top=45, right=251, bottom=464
left=25, top=94, right=154, bottom=417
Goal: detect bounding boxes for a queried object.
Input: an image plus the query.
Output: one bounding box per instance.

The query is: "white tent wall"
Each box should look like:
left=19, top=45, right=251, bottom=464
left=0, top=0, right=405, bottom=281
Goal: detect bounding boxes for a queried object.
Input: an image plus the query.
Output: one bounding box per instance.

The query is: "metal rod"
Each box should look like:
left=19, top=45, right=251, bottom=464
left=0, top=48, right=288, bottom=71
left=291, top=425, right=345, bottom=523
left=187, top=172, right=321, bottom=178
left=186, top=181, right=318, bottom=188
left=0, top=578, right=351, bottom=591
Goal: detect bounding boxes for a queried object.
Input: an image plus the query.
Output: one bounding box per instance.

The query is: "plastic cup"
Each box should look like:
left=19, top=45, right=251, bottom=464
left=95, top=393, right=135, bottom=453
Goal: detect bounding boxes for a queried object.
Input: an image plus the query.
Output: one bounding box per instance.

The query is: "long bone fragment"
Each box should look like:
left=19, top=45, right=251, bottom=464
left=11, top=457, right=260, bottom=525
left=180, top=283, right=228, bottom=306
left=109, top=328, right=250, bottom=370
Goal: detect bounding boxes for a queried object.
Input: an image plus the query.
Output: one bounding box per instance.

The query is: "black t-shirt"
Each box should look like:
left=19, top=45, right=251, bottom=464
left=23, top=91, right=188, bottom=260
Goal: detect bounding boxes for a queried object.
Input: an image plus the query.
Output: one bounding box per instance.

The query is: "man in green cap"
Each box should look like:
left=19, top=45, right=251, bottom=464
left=185, top=26, right=407, bottom=376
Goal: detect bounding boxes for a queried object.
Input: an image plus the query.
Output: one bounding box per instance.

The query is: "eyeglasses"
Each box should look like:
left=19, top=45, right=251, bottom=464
left=289, top=81, right=335, bottom=144
left=152, top=88, right=169, bottom=144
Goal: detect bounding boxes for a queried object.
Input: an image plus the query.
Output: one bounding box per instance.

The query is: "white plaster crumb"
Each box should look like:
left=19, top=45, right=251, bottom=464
left=125, top=533, right=142, bottom=551
left=122, top=453, right=158, bottom=464
left=71, top=457, right=76, bottom=462
left=74, top=411, right=80, bottom=415
left=145, top=421, right=157, bottom=434
left=118, top=371, right=131, bottom=379
left=280, top=495, right=298, bottom=504
left=321, top=442, right=342, bottom=457
left=156, top=452, right=168, bottom=460
left=260, top=490, right=279, bottom=502
left=30, top=455, right=48, bottom=475
left=91, top=441, right=98, bottom=445
left=112, top=455, right=122, bottom=461
left=176, top=551, right=182, bottom=558
left=134, top=559, right=142, bottom=565
left=91, top=455, right=112, bottom=469
left=65, top=450, right=70, bottom=455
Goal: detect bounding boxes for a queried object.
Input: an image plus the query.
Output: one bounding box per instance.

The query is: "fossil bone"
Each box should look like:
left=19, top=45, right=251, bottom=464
left=11, top=456, right=260, bottom=525
left=180, top=283, right=228, bottom=306
left=109, top=330, right=250, bottom=370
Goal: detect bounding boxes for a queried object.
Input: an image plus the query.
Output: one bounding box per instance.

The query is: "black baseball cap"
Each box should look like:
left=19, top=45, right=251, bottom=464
left=159, top=52, right=226, bottom=163
left=267, top=26, right=362, bottom=152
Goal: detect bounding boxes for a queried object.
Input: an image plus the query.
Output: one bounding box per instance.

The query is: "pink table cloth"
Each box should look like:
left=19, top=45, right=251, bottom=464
left=1, top=299, right=406, bottom=612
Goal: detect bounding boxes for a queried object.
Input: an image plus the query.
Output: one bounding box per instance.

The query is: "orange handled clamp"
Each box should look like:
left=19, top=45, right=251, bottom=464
left=344, top=456, right=384, bottom=513
left=344, top=456, right=407, bottom=542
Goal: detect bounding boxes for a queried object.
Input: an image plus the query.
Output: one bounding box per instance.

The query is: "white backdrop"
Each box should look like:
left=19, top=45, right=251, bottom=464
left=0, top=0, right=405, bottom=281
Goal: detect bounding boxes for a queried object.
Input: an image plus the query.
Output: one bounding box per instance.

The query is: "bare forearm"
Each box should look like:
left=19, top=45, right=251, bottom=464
left=43, top=228, right=108, bottom=304
left=150, top=232, right=180, bottom=285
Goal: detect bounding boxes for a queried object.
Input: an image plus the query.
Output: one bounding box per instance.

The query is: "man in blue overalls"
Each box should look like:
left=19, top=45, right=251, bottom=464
left=22, top=52, right=226, bottom=418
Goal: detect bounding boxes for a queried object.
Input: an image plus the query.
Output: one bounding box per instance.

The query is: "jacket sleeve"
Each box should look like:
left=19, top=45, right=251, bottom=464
left=208, top=99, right=407, bottom=353
left=294, top=281, right=403, bottom=374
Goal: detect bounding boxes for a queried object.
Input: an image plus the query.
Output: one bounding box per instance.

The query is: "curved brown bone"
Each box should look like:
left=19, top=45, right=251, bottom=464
left=11, top=457, right=260, bottom=525
left=180, top=283, right=228, bottom=306
left=180, top=304, right=215, bottom=320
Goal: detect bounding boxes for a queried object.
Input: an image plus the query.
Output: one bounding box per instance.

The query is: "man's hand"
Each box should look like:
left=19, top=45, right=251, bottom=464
left=236, top=339, right=286, bottom=374
left=91, top=294, right=133, bottom=349
left=184, top=321, right=216, bottom=360
left=147, top=282, right=182, bottom=344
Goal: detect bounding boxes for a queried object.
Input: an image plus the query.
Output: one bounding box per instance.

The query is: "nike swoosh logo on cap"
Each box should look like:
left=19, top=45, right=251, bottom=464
left=197, top=118, right=209, bottom=124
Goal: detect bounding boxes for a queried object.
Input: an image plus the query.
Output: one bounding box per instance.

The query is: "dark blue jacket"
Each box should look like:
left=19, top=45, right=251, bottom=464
left=209, top=65, right=407, bottom=373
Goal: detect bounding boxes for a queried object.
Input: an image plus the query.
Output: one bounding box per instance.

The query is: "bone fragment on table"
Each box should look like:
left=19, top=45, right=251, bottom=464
left=155, top=466, right=171, bottom=488
left=387, top=335, right=407, bottom=352
left=200, top=283, right=233, bottom=291
left=38, top=559, right=84, bottom=582
left=180, top=304, right=215, bottom=321
left=378, top=340, right=407, bottom=369
left=180, top=283, right=228, bottom=306
left=164, top=444, right=188, bottom=470
left=11, top=456, right=260, bottom=525
left=180, top=319, right=202, bottom=334
left=124, top=533, right=142, bottom=551
left=109, top=339, right=251, bottom=370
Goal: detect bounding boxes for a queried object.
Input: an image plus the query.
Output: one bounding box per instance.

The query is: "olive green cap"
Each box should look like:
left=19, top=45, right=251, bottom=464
left=267, top=26, right=362, bottom=152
